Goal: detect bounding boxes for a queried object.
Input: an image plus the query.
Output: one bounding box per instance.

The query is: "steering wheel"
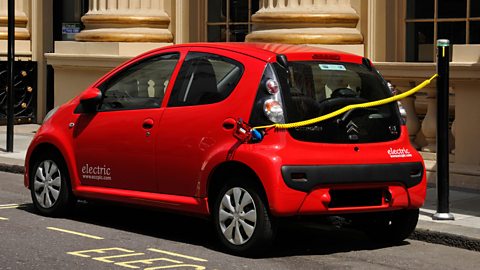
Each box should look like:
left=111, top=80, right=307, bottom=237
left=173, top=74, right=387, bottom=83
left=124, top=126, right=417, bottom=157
left=331, top=87, right=358, bottom=98
left=317, top=88, right=367, bottom=116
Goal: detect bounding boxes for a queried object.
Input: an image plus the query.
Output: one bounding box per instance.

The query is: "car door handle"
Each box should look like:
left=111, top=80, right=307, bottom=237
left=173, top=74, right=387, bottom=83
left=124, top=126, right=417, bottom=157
left=142, top=118, right=154, bottom=129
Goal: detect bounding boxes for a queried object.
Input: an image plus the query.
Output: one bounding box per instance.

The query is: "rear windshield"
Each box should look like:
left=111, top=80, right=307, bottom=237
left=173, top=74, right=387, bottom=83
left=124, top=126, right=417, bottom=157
left=278, top=61, right=401, bottom=143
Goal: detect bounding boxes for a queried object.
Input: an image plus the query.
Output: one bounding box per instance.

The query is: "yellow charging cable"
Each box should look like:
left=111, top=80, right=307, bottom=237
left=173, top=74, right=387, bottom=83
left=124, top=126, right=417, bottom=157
left=253, top=74, right=438, bottom=131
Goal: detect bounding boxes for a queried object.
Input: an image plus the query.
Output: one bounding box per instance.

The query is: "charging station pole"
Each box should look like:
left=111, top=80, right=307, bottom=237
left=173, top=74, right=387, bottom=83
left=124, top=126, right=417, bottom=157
left=6, top=0, right=15, bottom=152
left=433, top=39, right=454, bottom=221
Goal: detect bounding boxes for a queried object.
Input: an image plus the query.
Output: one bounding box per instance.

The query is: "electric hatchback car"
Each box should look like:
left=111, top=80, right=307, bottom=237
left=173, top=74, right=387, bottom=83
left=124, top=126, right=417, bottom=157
left=25, top=43, right=426, bottom=255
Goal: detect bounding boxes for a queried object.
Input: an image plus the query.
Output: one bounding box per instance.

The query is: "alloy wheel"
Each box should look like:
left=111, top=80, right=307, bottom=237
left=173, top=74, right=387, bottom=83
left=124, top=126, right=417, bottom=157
left=218, top=187, right=257, bottom=245
left=33, top=160, right=62, bottom=208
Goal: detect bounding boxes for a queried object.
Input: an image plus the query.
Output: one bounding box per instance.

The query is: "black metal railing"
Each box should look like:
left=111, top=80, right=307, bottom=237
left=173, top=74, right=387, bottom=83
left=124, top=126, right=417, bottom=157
left=0, top=61, right=37, bottom=124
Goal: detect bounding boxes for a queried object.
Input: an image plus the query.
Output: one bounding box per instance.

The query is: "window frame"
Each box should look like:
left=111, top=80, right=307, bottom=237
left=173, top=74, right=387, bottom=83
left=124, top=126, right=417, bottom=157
left=205, top=0, right=258, bottom=42
left=96, top=52, right=181, bottom=112
left=403, top=0, right=480, bottom=62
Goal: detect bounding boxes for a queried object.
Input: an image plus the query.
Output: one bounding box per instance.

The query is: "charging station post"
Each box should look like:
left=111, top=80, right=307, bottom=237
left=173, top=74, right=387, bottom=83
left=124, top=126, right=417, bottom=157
left=433, top=39, right=454, bottom=221
left=6, top=0, right=15, bottom=152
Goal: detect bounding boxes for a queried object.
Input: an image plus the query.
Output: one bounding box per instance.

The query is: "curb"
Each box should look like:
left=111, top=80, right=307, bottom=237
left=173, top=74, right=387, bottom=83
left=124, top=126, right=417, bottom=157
left=0, top=162, right=25, bottom=174
left=410, top=228, right=480, bottom=252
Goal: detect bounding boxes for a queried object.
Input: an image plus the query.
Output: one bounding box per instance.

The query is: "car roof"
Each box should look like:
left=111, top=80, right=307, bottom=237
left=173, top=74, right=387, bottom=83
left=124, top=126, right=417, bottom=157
left=152, top=42, right=364, bottom=64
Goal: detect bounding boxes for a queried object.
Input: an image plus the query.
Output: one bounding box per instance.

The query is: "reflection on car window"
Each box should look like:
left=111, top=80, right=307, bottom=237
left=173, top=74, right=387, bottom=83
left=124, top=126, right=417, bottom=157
left=168, top=52, right=243, bottom=107
left=280, top=61, right=400, bottom=143
left=99, top=53, right=179, bottom=111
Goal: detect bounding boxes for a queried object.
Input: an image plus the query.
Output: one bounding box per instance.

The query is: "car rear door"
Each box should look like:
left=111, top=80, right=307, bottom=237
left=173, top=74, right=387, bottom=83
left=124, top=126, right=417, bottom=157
left=156, top=48, right=265, bottom=196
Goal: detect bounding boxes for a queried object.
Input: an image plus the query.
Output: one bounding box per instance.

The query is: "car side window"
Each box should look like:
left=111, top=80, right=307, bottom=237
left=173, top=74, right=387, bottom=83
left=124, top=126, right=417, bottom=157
left=167, top=52, right=244, bottom=107
left=99, top=53, right=179, bottom=111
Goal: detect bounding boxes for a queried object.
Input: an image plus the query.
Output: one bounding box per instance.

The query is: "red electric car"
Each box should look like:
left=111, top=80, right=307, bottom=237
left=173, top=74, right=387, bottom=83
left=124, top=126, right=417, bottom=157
left=25, top=43, right=426, bottom=255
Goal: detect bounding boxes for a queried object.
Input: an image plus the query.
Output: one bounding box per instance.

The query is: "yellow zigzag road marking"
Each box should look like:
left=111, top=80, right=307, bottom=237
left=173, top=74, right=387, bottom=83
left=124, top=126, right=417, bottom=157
left=148, top=248, right=208, bottom=262
left=47, top=227, right=104, bottom=240
left=0, top=204, right=20, bottom=209
left=0, top=216, right=9, bottom=221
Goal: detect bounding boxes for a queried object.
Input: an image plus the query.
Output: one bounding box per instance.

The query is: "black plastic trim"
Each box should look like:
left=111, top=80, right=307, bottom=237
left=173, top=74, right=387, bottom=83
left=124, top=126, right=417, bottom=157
left=282, top=162, right=424, bottom=192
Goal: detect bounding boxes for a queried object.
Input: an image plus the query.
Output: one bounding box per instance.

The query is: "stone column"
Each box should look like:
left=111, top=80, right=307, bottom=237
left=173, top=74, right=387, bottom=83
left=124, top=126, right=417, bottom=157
left=398, top=85, right=421, bottom=149
left=0, top=0, right=30, bottom=40
left=246, top=0, right=363, bottom=47
left=421, top=87, right=437, bottom=152
left=75, top=0, right=173, bottom=42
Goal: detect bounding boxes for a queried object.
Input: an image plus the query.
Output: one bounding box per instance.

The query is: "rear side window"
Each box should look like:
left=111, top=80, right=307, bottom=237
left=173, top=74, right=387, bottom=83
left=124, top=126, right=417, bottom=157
left=168, top=52, right=243, bottom=107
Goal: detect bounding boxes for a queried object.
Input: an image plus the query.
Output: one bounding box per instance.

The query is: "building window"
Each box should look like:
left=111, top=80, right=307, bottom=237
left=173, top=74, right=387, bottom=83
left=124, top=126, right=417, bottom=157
left=53, top=0, right=89, bottom=41
left=405, top=0, right=480, bottom=62
left=207, top=0, right=259, bottom=42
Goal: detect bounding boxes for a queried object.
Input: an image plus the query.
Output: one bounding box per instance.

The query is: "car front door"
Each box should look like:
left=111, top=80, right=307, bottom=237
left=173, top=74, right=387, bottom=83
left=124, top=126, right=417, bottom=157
left=73, top=52, right=181, bottom=192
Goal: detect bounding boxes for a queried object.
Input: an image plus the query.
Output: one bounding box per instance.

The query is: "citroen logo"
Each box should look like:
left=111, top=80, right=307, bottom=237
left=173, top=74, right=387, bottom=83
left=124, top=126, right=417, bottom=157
left=346, top=121, right=359, bottom=134
left=346, top=120, right=359, bottom=141
left=389, top=125, right=399, bottom=135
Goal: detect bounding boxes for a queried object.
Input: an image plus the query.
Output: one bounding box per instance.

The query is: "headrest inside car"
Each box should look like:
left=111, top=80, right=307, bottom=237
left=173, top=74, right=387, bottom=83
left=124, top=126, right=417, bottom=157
left=331, top=88, right=357, bottom=98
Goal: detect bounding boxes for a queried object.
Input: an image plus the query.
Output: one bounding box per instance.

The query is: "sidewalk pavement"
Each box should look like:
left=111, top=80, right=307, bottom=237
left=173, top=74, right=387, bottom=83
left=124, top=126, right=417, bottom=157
left=0, top=124, right=479, bottom=251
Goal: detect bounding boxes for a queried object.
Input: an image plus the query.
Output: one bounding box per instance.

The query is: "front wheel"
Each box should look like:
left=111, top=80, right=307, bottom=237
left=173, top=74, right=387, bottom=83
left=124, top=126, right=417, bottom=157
left=30, top=154, right=75, bottom=216
left=212, top=180, right=274, bottom=256
left=358, top=209, right=419, bottom=243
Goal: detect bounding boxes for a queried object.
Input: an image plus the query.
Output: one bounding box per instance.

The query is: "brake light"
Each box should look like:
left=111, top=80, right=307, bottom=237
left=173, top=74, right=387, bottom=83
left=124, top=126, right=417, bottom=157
left=266, top=79, right=279, bottom=94
left=312, top=53, right=341, bottom=61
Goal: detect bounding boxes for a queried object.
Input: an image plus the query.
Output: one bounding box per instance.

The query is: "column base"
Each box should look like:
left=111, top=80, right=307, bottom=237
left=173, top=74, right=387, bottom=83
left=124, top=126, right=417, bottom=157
left=75, top=28, right=173, bottom=43
left=0, top=27, right=30, bottom=40
left=252, top=12, right=359, bottom=28
left=432, top=212, right=455, bottom=220
left=307, top=44, right=364, bottom=56
left=0, top=40, right=31, bottom=58
left=246, top=28, right=363, bottom=45
left=422, top=143, right=437, bottom=153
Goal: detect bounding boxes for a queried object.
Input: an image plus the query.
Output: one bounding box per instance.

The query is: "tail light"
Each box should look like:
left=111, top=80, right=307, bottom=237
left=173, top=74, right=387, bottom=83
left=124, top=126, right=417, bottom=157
left=266, top=79, right=279, bottom=94
left=263, top=73, right=284, bottom=123
left=249, top=63, right=286, bottom=127
left=263, top=99, right=284, bottom=123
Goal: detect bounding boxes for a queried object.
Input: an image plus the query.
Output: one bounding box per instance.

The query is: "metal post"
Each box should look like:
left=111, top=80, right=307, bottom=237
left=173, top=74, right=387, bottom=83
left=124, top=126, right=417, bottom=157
left=433, top=39, right=454, bottom=220
left=6, top=0, right=15, bottom=152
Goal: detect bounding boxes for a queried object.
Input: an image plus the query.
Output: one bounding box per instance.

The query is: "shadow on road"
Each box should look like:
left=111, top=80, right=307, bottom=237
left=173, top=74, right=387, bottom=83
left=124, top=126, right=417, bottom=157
left=19, top=201, right=409, bottom=258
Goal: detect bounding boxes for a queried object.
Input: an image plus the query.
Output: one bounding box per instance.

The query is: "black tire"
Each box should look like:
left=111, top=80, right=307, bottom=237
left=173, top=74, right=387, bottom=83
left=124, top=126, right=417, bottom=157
left=30, top=153, right=75, bottom=217
left=212, top=178, right=275, bottom=256
left=359, top=209, right=419, bottom=243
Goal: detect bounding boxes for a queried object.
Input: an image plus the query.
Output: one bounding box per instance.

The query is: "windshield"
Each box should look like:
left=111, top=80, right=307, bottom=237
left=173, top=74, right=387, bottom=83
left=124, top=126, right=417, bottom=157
left=277, top=61, right=401, bottom=143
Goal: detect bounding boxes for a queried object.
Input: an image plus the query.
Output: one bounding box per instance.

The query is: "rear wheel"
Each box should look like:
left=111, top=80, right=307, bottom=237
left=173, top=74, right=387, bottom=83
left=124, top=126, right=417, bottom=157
left=30, top=153, right=75, bottom=216
left=358, top=209, right=419, bottom=243
left=212, top=179, right=274, bottom=256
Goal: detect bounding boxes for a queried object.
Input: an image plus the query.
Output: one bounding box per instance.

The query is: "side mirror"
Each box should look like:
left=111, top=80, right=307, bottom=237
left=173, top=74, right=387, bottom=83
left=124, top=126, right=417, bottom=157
left=79, top=87, right=102, bottom=113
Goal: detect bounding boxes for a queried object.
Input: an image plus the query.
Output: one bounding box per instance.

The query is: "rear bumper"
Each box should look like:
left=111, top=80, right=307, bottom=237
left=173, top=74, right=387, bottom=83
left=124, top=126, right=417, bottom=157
left=296, top=183, right=418, bottom=215
left=265, top=162, right=426, bottom=216
left=282, top=162, right=424, bottom=192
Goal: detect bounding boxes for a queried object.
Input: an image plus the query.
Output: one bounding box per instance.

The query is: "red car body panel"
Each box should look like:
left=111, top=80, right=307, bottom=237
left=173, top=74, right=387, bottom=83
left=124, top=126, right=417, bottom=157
left=25, top=43, right=426, bottom=218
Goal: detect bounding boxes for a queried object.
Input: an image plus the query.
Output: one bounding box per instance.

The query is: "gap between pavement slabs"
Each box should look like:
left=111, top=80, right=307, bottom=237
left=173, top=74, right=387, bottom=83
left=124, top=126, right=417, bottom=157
left=0, top=124, right=479, bottom=252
